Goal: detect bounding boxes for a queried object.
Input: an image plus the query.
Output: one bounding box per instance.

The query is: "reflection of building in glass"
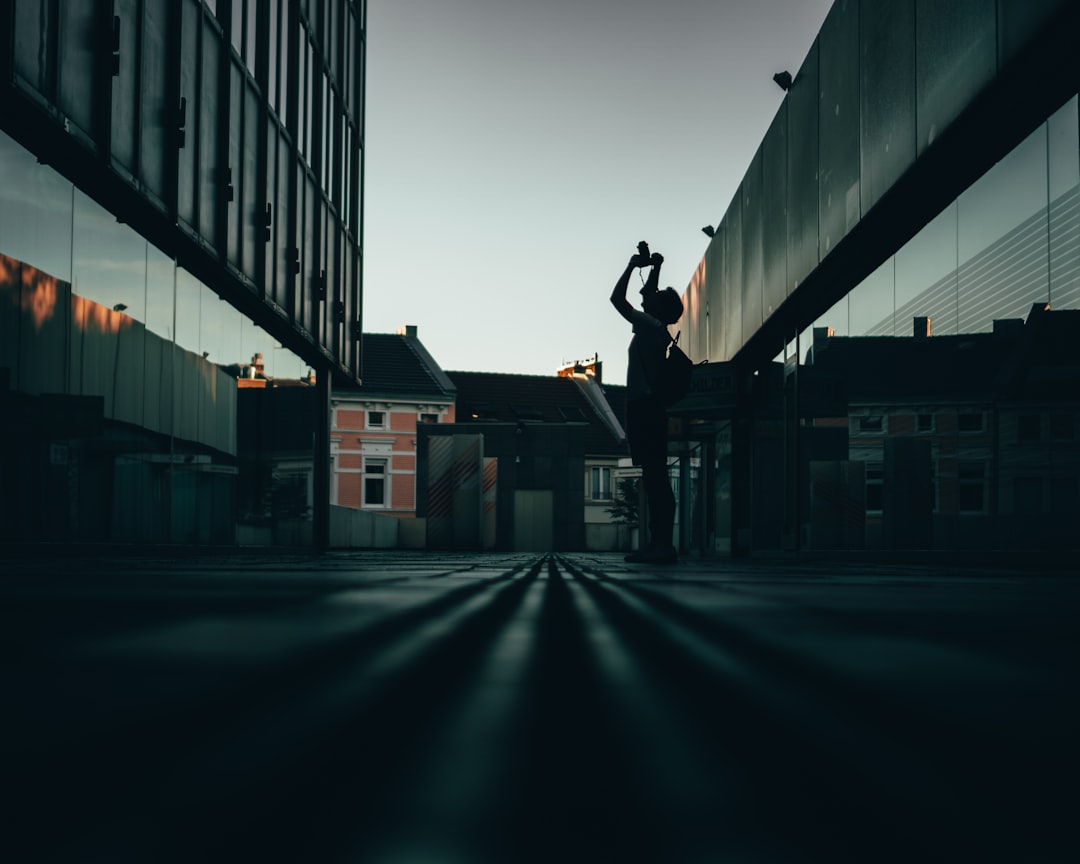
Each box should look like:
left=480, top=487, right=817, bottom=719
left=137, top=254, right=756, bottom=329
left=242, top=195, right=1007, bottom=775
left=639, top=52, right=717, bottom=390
left=804, top=306, right=1079, bottom=551
left=0, top=2, right=365, bottom=549
left=1, top=254, right=238, bottom=545
left=672, top=1, right=1080, bottom=556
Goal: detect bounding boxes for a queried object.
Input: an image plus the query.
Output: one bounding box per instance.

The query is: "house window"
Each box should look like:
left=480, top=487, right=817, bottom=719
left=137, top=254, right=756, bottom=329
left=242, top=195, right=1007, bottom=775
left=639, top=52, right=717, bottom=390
left=364, top=459, right=387, bottom=507
left=958, top=462, right=986, bottom=513
left=857, top=416, right=884, bottom=434
left=958, top=412, right=984, bottom=433
left=865, top=462, right=884, bottom=513
left=420, top=413, right=439, bottom=425
left=367, top=410, right=386, bottom=429
left=917, top=413, right=934, bottom=433
left=590, top=466, right=612, bottom=501
left=1017, top=414, right=1041, bottom=442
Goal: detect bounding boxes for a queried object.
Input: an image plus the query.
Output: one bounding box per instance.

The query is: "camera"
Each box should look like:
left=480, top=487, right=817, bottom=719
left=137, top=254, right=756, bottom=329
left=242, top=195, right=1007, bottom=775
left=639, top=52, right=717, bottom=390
left=637, top=241, right=650, bottom=261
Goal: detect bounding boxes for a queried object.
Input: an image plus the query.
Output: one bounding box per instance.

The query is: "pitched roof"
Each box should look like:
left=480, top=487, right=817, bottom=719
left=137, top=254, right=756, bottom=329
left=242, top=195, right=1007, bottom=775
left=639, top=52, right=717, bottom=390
left=340, top=332, right=456, bottom=400
left=447, top=370, right=627, bottom=456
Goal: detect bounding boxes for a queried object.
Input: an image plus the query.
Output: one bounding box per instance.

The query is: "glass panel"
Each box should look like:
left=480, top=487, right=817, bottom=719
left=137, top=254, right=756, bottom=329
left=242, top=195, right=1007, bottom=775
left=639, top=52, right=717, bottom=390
left=240, top=320, right=279, bottom=376
left=302, top=175, right=318, bottom=333
left=297, top=33, right=308, bottom=158
left=56, top=0, right=99, bottom=139
left=200, top=18, right=222, bottom=243
left=860, top=0, right=916, bottom=215
left=110, top=0, right=140, bottom=175
left=723, top=197, right=743, bottom=360
left=849, top=256, right=894, bottom=336
left=72, top=190, right=148, bottom=426
left=997, top=0, right=1069, bottom=65
left=140, top=0, right=170, bottom=204
left=305, top=38, right=314, bottom=161
left=701, top=229, right=723, bottom=363
left=1048, top=96, right=1080, bottom=310
left=178, top=0, right=200, bottom=227
left=323, top=74, right=332, bottom=194
left=227, top=62, right=243, bottom=268
left=144, top=243, right=174, bottom=345
left=72, top=189, right=148, bottom=325
left=810, top=293, right=850, bottom=341
left=13, top=0, right=55, bottom=97
left=275, top=129, right=293, bottom=314
left=957, top=123, right=1047, bottom=333
left=915, top=0, right=996, bottom=154
left=895, top=203, right=958, bottom=336
left=0, top=131, right=73, bottom=282
left=242, top=83, right=260, bottom=282
left=818, top=0, right=860, bottom=259
left=264, top=128, right=278, bottom=303
left=268, top=0, right=280, bottom=112
left=762, top=108, right=788, bottom=317
left=741, top=153, right=764, bottom=345
left=201, top=285, right=238, bottom=367
left=279, top=1, right=290, bottom=125
left=342, top=239, right=355, bottom=370
left=321, top=203, right=334, bottom=349
left=787, top=40, right=819, bottom=292
left=230, top=0, right=243, bottom=55
left=246, top=0, right=258, bottom=76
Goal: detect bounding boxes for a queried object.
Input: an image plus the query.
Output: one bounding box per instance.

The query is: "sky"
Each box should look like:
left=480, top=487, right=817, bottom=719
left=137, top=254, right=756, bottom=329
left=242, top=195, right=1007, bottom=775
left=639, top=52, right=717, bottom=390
left=361, top=0, right=836, bottom=385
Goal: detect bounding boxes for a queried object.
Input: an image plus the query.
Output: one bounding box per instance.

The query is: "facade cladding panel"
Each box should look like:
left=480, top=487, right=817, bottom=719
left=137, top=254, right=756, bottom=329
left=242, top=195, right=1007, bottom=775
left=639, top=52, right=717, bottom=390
left=818, top=0, right=860, bottom=261
left=0, top=1, right=364, bottom=548
left=860, top=0, right=915, bottom=216
left=671, top=0, right=1078, bottom=556
left=678, top=0, right=1078, bottom=369
left=1, top=0, right=364, bottom=382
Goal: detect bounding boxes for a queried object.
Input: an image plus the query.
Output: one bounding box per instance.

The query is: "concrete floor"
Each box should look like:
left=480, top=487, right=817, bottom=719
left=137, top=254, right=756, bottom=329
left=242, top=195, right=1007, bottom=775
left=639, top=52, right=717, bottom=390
left=2, top=551, right=1077, bottom=863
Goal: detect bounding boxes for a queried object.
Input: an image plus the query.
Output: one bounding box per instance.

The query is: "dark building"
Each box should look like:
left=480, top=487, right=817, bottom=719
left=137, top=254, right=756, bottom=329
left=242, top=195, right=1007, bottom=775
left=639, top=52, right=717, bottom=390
left=416, top=369, right=627, bottom=552
left=0, top=1, right=365, bottom=549
left=802, top=305, right=1080, bottom=551
left=671, top=0, right=1080, bottom=557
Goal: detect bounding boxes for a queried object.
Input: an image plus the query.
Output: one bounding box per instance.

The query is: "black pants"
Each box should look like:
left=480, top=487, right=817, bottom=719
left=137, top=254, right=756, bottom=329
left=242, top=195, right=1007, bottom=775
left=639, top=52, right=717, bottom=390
left=626, top=397, right=675, bottom=549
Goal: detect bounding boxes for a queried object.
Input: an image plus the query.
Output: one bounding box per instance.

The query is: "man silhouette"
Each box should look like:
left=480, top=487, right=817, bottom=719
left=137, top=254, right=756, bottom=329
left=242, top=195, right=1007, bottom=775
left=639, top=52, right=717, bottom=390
left=610, top=243, right=684, bottom=564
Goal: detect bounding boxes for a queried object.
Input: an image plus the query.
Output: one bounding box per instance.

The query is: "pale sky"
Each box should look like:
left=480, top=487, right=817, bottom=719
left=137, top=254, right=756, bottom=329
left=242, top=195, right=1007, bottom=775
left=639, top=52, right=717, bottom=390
left=362, top=0, right=836, bottom=385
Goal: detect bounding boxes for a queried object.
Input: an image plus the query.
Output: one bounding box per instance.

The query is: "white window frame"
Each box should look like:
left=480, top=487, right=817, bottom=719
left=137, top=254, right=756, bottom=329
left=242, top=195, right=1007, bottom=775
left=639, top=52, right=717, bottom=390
left=957, top=412, right=985, bottom=434
left=366, top=410, right=387, bottom=430
left=590, top=466, right=613, bottom=502
left=363, top=457, right=389, bottom=508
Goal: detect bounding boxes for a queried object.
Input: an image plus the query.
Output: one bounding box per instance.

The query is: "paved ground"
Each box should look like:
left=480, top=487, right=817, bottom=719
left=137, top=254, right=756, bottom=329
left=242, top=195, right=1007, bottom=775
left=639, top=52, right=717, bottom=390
left=2, top=551, right=1078, bottom=863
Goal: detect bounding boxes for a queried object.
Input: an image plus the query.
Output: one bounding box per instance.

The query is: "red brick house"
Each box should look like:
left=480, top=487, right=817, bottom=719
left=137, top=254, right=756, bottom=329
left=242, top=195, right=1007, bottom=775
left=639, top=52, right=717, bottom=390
left=331, top=326, right=456, bottom=519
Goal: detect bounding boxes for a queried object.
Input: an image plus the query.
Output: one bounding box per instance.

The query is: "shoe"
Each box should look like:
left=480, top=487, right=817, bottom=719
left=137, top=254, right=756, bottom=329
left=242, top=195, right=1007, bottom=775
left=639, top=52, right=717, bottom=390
left=624, top=545, right=678, bottom=565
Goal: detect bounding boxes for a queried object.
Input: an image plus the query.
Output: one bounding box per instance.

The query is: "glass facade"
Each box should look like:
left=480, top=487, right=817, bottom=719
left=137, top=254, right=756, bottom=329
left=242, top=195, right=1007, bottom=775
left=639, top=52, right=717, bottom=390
left=0, top=0, right=365, bottom=548
left=676, top=0, right=1080, bottom=555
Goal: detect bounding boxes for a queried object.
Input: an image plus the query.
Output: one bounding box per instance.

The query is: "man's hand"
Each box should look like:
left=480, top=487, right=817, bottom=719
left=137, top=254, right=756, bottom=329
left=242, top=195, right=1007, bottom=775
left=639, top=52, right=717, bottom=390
left=630, top=253, right=650, bottom=269
left=650, top=252, right=664, bottom=266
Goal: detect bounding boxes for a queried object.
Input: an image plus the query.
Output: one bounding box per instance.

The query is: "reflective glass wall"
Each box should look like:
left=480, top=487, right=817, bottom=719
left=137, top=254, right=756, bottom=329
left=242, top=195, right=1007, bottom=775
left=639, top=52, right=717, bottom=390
left=673, top=0, right=1080, bottom=555
left=0, top=131, right=313, bottom=546
left=798, top=97, right=1080, bottom=552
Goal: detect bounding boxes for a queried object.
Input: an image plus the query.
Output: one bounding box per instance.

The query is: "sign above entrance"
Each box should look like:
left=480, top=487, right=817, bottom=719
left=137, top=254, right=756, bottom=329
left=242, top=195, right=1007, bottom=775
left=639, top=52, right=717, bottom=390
left=669, top=362, right=739, bottom=415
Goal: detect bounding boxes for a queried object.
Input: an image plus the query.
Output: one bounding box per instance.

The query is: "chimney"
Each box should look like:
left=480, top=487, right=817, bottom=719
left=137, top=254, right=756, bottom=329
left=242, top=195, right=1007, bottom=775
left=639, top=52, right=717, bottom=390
left=397, top=325, right=418, bottom=338
left=813, top=326, right=834, bottom=353
left=913, top=317, right=931, bottom=338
